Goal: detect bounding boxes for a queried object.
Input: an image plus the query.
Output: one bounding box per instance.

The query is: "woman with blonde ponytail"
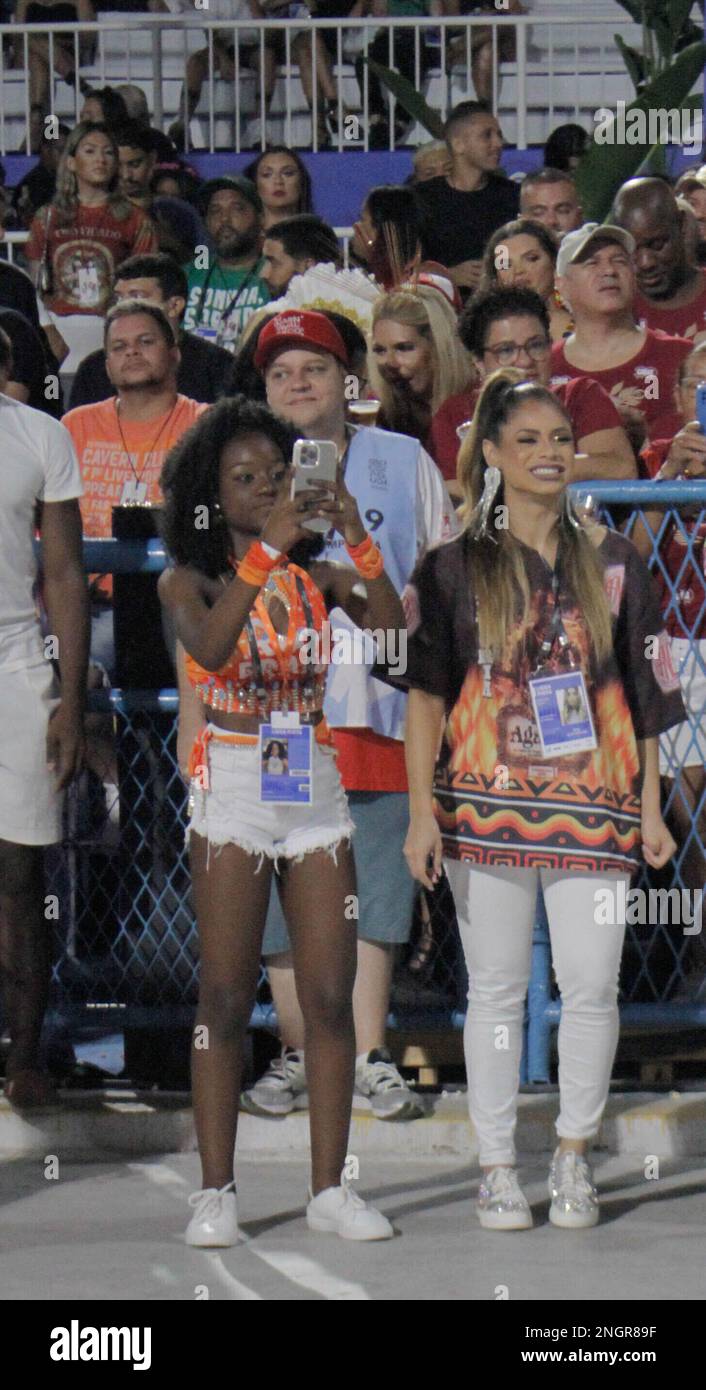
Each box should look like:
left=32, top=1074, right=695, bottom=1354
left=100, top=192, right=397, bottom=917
left=399, top=370, right=685, bottom=1232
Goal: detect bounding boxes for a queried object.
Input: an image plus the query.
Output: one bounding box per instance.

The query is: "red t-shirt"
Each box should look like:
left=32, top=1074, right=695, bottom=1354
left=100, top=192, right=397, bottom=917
left=640, top=437, right=706, bottom=641
left=550, top=329, right=691, bottom=443
left=332, top=728, right=408, bottom=793
left=634, top=272, right=706, bottom=346
left=25, top=201, right=157, bottom=316
left=429, top=377, right=623, bottom=481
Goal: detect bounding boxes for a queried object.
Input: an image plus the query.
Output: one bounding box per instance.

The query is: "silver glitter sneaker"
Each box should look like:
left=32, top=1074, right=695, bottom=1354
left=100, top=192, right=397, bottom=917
left=548, top=1147, right=599, bottom=1229
left=477, top=1166, right=533, bottom=1230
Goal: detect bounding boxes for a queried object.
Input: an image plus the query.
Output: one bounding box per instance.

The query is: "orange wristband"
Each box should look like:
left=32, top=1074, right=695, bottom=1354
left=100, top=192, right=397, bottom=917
left=346, top=533, right=384, bottom=579
left=236, top=540, right=284, bottom=588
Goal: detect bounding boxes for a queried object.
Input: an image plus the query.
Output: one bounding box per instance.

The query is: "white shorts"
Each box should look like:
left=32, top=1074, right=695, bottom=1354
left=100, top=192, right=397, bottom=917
left=659, top=637, right=706, bottom=774
left=187, top=726, right=354, bottom=869
left=0, top=661, right=62, bottom=845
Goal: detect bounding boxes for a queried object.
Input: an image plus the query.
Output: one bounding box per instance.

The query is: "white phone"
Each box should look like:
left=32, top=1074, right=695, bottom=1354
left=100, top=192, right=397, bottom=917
left=291, top=439, right=339, bottom=534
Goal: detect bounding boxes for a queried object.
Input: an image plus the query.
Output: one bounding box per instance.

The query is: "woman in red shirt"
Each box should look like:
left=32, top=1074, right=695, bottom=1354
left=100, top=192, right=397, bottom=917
left=402, top=371, right=683, bottom=1232
left=25, top=122, right=157, bottom=373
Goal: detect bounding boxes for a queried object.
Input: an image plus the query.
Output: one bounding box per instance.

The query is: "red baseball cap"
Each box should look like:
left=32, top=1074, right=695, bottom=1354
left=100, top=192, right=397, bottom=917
left=254, top=310, right=350, bottom=373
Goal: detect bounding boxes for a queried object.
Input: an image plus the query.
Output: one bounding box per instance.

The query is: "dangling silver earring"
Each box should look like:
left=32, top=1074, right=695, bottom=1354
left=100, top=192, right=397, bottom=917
left=472, top=465, right=502, bottom=541
left=561, top=488, right=582, bottom=532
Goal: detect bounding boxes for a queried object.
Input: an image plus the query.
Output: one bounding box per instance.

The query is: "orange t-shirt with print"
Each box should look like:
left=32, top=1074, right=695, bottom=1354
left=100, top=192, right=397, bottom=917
left=62, top=393, right=207, bottom=595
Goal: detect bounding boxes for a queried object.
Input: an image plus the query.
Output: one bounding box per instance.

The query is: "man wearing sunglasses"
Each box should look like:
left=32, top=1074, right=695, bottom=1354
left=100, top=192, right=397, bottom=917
left=429, top=285, right=636, bottom=487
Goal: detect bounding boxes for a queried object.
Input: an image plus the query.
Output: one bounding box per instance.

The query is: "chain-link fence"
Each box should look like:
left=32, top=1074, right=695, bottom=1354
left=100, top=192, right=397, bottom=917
left=40, top=486, right=706, bottom=1077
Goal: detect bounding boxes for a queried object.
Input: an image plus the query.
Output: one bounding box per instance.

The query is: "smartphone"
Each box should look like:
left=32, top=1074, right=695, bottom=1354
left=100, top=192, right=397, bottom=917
left=291, top=439, right=338, bottom=534
left=696, top=382, right=706, bottom=435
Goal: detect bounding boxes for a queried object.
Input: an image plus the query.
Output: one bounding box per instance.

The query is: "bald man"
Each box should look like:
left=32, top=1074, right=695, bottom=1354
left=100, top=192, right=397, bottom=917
left=613, top=176, right=706, bottom=344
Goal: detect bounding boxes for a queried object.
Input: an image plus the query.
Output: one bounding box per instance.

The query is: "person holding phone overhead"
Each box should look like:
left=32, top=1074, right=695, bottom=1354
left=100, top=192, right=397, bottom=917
left=159, top=395, right=404, bottom=1246
left=399, top=370, right=685, bottom=1231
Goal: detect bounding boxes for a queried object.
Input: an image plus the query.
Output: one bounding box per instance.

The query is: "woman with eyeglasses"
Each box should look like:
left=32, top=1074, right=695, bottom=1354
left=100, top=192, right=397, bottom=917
left=428, top=286, right=636, bottom=491
left=480, top=217, right=572, bottom=344
left=398, top=370, right=684, bottom=1230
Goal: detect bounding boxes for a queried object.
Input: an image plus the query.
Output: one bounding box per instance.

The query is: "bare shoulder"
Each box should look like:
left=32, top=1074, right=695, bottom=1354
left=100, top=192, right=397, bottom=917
left=158, top=565, right=220, bottom=607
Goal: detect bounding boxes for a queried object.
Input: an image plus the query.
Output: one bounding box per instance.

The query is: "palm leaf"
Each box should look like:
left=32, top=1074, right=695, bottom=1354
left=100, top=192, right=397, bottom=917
left=574, top=39, right=706, bottom=222
left=615, top=35, right=646, bottom=91
left=361, top=57, right=446, bottom=140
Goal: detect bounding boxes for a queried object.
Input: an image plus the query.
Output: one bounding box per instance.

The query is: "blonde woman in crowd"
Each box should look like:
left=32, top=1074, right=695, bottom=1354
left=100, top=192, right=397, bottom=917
left=368, top=284, right=474, bottom=449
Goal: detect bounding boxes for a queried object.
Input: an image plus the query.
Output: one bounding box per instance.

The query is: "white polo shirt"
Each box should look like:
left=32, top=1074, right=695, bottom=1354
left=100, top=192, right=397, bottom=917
left=0, top=393, right=82, bottom=672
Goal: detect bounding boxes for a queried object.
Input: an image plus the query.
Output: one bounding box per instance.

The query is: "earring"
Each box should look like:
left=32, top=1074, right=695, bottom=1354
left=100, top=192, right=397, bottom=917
left=472, top=465, right=502, bottom=540
left=561, top=488, right=582, bottom=531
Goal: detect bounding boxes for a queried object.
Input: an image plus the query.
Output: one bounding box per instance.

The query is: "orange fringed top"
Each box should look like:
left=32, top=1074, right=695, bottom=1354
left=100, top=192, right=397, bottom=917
left=184, top=561, right=332, bottom=724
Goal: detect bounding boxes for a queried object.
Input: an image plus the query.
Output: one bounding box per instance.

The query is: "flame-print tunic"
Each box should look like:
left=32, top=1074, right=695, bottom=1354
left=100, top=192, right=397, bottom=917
left=401, top=530, right=685, bottom=874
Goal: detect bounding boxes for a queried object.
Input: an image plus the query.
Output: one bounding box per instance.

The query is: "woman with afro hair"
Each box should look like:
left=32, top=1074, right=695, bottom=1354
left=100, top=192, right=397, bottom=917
left=159, top=395, right=404, bottom=1247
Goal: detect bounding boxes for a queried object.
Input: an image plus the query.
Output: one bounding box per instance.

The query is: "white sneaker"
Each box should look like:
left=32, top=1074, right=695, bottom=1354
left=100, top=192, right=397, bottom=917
left=354, top=1048, right=425, bottom=1120
left=548, top=1148, right=599, bottom=1229
left=306, top=1180, right=394, bottom=1241
left=241, top=1048, right=308, bottom=1116
left=185, top=1182, right=239, bottom=1247
left=477, top=1167, right=533, bottom=1230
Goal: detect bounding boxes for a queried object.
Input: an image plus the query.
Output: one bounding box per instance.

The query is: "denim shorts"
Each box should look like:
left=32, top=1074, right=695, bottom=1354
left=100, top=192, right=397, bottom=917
left=186, top=727, right=354, bottom=869
left=262, top=789, right=417, bottom=951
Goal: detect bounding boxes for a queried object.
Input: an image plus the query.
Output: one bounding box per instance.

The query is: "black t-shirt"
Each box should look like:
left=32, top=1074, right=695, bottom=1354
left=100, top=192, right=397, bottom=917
left=67, top=328, right=233, bottom=410
left=12, top=164, right=56, bottom=223
left=0, top=307, right=55, bottom=413
left=414, top=173, right=520, bottom=267
left=0, top=261, right=40, bottom=329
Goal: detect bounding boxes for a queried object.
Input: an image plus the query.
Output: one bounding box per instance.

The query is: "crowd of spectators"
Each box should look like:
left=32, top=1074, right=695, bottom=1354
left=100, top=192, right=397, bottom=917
left=0, top=11, right=704, bottom=1153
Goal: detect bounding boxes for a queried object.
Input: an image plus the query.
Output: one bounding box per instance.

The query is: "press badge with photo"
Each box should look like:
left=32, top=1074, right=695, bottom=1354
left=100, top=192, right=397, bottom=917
left=259, top=714, right=313, bottom=804
left=528, top=669, right=597, bottom=760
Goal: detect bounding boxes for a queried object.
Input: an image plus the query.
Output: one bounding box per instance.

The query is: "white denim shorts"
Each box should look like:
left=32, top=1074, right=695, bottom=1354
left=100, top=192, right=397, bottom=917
left=0, top=659, right=62, bottom=845
left=659, top=638, right=706, bottom=773
left=187, top=726, right=354, bottom=869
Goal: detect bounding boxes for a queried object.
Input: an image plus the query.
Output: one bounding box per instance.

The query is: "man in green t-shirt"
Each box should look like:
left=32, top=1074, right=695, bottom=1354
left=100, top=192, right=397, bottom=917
left=183, top=176, right=270, bottom=353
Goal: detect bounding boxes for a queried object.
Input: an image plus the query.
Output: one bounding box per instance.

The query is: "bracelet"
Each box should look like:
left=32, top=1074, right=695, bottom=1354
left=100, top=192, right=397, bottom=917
left=346, top=532, right=385, bottom=580
left=236, top=539, right=284, bottom=588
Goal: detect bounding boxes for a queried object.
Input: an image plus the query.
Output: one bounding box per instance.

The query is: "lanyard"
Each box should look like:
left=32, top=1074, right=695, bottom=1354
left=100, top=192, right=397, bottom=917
left=114, top=398, right=179, bottom=485
left=195, top=261, right=259, bottom=341
left=534, top=560, right=575, bottom=671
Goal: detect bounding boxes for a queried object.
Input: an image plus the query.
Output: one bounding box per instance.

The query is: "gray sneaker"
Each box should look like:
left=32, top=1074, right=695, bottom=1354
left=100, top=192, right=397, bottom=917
left=240, top=1048, right=308, bottom=1117
left=548, top=1147, right=599, bottom=1228
left=477, top=1167, right=533, bottom=1230
left=354, top=1048, right=425, bottom=1120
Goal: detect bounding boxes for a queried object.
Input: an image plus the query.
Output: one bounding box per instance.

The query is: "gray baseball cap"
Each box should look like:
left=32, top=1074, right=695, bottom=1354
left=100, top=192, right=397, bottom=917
left=556, top=221, right=636, bottom=277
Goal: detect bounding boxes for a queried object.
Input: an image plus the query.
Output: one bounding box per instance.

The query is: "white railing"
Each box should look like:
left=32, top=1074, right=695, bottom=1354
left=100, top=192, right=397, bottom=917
left=0, top=11, right=641, bottom=156
left=1, top=226, right=355, bottom=267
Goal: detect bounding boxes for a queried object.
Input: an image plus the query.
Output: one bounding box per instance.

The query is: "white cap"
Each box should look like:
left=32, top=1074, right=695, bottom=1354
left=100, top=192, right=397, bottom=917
left=556, top=222, right=636, bottom=278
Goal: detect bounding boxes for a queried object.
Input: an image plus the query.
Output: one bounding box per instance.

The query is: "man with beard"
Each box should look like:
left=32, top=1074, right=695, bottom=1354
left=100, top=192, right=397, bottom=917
left=62, top=300, right=206, bottom=683
left=613, top=177, right=706, bottom=346
left=182, top=176, right=270, bottom=354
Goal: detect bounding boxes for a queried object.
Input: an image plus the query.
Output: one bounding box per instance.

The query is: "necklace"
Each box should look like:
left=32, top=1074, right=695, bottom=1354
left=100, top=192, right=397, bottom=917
left=114, top=396, right=179, bottom=486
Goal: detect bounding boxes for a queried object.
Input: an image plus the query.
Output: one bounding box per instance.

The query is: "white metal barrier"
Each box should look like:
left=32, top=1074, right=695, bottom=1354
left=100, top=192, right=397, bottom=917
left=0, top=8, right=643, bottom=155
left=1, top=227, right=354, bottom=267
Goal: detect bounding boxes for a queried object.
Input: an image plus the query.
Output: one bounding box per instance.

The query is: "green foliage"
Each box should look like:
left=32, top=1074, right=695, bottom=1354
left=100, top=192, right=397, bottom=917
left=574, top=39, right=706, bottom=221
left=361, top=58, right=445, bottom=140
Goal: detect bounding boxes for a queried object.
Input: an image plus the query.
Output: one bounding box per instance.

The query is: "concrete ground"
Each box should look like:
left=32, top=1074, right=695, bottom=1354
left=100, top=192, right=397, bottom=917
left=2, top=1151, right=705, bottom=1301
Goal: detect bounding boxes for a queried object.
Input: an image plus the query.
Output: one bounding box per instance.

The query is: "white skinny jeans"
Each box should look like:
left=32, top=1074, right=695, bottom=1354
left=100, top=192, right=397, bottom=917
left=445, top=861, right=629, bottom=1167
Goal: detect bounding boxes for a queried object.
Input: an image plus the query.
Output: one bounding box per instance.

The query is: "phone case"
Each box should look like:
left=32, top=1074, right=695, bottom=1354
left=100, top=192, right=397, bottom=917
left=291, top=439, right=338, bottom=534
